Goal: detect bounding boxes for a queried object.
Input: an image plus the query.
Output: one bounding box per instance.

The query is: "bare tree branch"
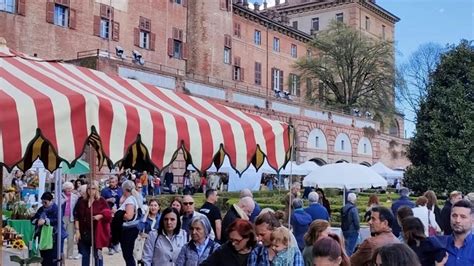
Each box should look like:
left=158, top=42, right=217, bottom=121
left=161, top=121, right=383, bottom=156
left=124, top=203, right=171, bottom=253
left=396, top=42, right=443, bottom=119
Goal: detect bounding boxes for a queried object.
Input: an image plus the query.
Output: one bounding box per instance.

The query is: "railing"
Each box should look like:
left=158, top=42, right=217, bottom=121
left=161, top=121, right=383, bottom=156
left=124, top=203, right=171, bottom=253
left=76, top=49, right=186, bottom=76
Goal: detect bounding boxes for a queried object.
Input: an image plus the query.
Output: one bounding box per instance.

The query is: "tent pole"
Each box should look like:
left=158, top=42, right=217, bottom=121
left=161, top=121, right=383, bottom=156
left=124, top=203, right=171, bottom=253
left=287, top=126, right=296, bottom=227
left=54, top=168, right=63, bottom=265
left=90, top=172, right=95, bottom=265
left=343, top=186, right=346, bottom=206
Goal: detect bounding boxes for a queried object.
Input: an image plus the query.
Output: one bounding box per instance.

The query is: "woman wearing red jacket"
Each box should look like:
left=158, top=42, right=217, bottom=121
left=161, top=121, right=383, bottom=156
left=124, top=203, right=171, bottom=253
left=74, top=181, right=112, bottom=266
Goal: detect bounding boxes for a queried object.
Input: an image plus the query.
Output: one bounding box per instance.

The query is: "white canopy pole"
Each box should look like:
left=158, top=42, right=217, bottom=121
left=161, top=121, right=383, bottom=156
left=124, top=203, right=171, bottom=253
left=54, top=167, right=62, bottom=265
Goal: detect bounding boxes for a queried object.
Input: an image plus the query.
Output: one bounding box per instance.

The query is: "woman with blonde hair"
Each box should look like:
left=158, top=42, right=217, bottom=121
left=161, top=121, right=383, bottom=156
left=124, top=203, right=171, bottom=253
left=74, top=180, right=111, bottom=266
left=302, top=219, right=331, bottom=266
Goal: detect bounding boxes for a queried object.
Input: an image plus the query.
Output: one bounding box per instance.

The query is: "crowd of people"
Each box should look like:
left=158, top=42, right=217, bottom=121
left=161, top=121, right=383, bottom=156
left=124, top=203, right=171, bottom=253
left=27, top=173, right=474, bottom=266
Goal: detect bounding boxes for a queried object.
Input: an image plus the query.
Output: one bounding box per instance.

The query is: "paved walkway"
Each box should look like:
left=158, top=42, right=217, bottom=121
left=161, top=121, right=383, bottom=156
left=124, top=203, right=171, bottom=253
left=65, top=251, right=125, bottom=266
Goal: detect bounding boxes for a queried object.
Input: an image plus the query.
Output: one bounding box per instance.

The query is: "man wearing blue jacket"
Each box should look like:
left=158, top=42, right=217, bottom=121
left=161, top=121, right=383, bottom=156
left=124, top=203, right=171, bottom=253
left=390, top=187, right=415, bottom=237
left=341, top=192, right=360, bottom=256
left=304, top=191, right=329, bottom=221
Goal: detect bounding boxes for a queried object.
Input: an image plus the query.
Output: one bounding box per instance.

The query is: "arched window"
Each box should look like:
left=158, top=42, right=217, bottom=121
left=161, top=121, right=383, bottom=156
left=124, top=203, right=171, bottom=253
left=357, top=137, right=373, bottom=155
left=389, top=120, right=400, bottom=137
left=335, top=133, right=351, bottom=153
left=307, top=128, right=327, bottom=150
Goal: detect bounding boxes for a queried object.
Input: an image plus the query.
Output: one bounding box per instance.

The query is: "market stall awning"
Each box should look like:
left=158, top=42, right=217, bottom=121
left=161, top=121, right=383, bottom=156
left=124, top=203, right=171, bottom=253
left=0, top=42, right=291, bottom=173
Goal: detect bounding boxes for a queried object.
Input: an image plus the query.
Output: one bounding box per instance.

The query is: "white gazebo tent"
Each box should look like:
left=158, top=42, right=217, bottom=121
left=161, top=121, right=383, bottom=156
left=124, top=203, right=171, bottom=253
left=303, top=163, right=388, bottom=204
left=370, top=162, right=404, bottom=185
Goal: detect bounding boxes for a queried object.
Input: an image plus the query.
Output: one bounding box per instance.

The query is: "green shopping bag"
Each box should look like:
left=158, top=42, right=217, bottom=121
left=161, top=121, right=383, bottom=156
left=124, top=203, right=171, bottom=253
left=39, top=225, right=53, bottom=250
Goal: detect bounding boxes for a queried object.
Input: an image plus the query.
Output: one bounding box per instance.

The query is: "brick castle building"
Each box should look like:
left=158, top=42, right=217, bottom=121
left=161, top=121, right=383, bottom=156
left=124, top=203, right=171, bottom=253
left=0, top=0, right=409, bottom=178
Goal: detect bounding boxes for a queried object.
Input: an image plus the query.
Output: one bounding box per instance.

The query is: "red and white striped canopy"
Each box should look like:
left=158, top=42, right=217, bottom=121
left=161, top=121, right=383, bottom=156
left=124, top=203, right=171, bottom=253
left=0, top=44, right=291, bottom=173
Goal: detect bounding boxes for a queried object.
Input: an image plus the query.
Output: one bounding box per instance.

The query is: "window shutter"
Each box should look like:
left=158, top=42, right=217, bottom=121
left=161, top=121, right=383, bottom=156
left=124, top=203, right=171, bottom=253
left=182, top=0, right=187, bottom=7
left=145, top=18, right=151, bottom=31
left=237, top=23, right=241, bottom=38
left=224, top=34, right=231, bottom=48
left=69, top=9, right=76, bottom=29
left=279, top=70, right=284, bottom=91
left=46, top=1, right=54, bottom=24
left=288, top=74, right=292, bottom=91
left=134, top=27, right=140, bottom=47
left=296, top=75, right=300, bottom=96
left=271, top=68, right=275, bottom=90
left=17, top=0, right=26, bottom=16
left=149, top=33, right=156, bottom=51
left=139, top=16, right=146, bottom=30
left=167, top=38, right=174, bottom=57
left=112, top=21, right=120, bottom=41
left=240, top=68, right=244, bottom=81
left=99, top=4, right=113, bottom=20
left=182, top=43, right=188, bottom=60
left=93, top=16, right=101, bottom=36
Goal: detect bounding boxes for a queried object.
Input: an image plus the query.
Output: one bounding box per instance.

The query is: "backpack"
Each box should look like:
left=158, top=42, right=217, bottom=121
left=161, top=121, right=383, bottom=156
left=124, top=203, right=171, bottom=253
left=341, top=205, right=354, bottom=231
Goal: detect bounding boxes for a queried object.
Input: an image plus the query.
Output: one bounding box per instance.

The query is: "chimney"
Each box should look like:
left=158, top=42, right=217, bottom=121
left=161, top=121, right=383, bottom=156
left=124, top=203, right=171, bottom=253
left=236, top=0, right=243, bottom=5
left=275, top=0, right=280, bottom=6
left=254, top=2, right=260, bottom=11
left=263, top=1, right=268, bottom=9
left=243, top=0, right=249, bottom=8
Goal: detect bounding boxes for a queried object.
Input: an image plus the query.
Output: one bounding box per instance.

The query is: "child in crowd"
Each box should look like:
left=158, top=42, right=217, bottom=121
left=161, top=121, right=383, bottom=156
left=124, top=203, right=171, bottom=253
left=270, top=227, right=299, bottom=266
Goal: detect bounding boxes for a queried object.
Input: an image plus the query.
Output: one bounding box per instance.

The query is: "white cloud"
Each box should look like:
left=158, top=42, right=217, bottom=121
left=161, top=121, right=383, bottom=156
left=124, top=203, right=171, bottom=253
left=439, top=8, right=445, bottom=13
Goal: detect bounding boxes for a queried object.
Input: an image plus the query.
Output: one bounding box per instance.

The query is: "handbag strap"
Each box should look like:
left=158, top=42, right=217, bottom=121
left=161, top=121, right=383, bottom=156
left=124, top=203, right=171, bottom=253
left=428, top=209, right=432, bottom=226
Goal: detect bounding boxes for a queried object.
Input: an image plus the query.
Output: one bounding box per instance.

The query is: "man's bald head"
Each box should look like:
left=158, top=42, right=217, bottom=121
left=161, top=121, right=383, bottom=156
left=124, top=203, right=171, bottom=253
left=239, top=196, right=256, bottom=217
left=240, top=188, right=253, bottom=198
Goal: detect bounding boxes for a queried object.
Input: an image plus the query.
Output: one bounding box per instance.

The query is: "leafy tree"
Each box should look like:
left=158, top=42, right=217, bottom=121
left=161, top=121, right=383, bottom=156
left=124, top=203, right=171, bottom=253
left=405, top=40, right=474, bottom=194
left=396, top=42, right=443, bottom=121
left=295, top=21, right=395, bottom=113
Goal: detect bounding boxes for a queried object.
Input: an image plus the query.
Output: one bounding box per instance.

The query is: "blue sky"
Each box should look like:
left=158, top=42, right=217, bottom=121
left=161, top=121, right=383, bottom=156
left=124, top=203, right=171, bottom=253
left=373, top=0, right=474, bottom=137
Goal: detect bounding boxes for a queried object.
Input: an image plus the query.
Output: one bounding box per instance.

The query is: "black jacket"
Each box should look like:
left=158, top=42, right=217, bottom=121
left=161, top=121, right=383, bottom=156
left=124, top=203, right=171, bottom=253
left=200, top=242, right=250, bottom=266
left=111, top=209, right=125, bottom=245
left=440, top=201, right=453, bottom=235
left=408, top=238, right=445, bottom=266
left=221, top=206, right=240, bottom=243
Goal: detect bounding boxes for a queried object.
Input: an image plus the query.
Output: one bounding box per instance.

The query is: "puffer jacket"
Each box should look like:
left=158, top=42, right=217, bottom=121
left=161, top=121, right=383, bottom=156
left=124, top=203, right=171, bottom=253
left=175, top=238, right=220, bottom=266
